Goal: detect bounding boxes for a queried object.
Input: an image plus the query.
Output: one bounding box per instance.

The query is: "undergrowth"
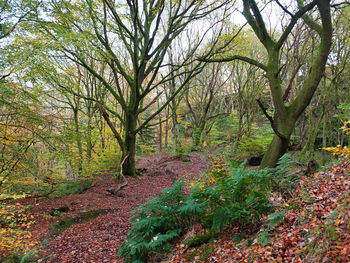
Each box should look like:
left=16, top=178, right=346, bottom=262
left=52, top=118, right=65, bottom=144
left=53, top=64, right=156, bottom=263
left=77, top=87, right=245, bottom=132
left=51, top=178, right=92, bottom=198
left=118, top=154, right=296, bottom=262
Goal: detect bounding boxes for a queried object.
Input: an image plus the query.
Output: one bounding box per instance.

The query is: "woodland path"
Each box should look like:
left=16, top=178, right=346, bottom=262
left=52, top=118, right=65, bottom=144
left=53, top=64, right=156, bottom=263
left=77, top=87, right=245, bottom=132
left=25, top=153, right=208, bottom=263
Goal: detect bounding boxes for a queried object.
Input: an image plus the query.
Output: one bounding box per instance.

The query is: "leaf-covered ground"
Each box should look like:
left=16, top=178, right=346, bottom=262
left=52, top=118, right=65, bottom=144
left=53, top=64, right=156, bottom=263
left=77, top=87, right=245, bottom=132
left=1, top=153, right=208, bottom=262
left=1, top=155, right=349, bottom=263
left=169, top=160, right=350, bottom=263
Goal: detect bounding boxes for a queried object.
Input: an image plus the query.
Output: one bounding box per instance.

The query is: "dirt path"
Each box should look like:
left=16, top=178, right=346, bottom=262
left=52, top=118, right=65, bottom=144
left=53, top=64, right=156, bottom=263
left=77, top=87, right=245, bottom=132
left=27, top=153, right=208, bottom=262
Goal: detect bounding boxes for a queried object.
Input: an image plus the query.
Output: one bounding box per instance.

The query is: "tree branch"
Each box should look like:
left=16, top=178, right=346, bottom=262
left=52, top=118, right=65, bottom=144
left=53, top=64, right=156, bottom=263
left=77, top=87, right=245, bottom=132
left=97, top=103, right=126, bottom=155
left=198, top=55, right=267, bottom=71
left=283, top=63, right=302, bottom=101
left=256, top=99, right=288, bottom=139
left=276, top=1, right=318, bottom=50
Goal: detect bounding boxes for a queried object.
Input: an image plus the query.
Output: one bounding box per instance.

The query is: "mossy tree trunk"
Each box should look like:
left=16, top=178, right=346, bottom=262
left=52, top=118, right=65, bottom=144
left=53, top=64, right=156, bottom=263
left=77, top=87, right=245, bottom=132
left=123, top=110, right=138, bottom=177
left=86, top=111, right=93, bottom=161
left=192, top=126, right=203, bottom=148
left=260, top=117, right=296, bottom=168
left=73, top=108, right=83, bottom=173
left=299, top=105, right=325, bottom=162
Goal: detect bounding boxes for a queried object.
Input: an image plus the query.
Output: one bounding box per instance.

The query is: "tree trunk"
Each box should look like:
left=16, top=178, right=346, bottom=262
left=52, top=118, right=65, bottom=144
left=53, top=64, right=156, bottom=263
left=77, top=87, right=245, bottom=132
left=97, top=112, right=106, bottom=149
left=158, top=109, right=162, bottom=151
left=73, top=109, right=83, bottom=173
left=123, top=112, right=137, bottom=177
left=193, top=126, right=202, bottom=147
left=300, top=106, right=324, bottom=161
left=261, top=118, right=295, bottom=168
left=260, top=134, right=290, bottom=168
left=165, top=110, right=169, bottom=149
left=86, top=110, right=93, bottom=162
left=173, top=123, right=181, bottom=154
left=171, top=104, right=181, bottom=154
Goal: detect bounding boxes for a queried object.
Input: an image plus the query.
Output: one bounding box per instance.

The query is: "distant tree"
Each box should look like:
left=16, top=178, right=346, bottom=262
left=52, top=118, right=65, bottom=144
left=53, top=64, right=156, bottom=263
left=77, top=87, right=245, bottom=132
left=185, top=63, right=229, bottom=148
left=0, top=81, right=50, bottom=191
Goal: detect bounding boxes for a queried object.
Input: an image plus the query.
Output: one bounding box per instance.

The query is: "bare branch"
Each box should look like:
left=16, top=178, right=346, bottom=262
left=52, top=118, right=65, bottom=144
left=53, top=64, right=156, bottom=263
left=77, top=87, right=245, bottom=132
left=198, top=55, right=267, bottom=71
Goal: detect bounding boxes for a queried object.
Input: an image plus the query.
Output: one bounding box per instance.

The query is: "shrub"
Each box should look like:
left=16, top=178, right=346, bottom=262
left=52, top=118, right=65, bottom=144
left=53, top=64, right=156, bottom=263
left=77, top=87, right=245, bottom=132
left=0, top=203, right=34, bottom=229
left=51, top=179, right=92, bottom=198
left=137, top=144, right=156, bottom=155
left=96, top=146, right=122, bottom=171
left=234, top=124, right=274, bottom=159
left=323, top=103, right=350, bottom=159
left=187, top=155, right=228, bottom=189
left=323, top=145, right=350, bottom=158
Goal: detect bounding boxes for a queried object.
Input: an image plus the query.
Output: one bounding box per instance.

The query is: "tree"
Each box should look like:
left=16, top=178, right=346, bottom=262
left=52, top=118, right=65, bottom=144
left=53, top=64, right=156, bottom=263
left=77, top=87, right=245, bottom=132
left=0, top=80, right=56, bottom=192
left=228, top=60, right=266, bottom=153
left=201, top=0, right=332, bottom=167
left=185, top=62, right=229, bottom=148
left=35, top=0, right=230, bottom=176
left=0, top=0, right=38, bottom=80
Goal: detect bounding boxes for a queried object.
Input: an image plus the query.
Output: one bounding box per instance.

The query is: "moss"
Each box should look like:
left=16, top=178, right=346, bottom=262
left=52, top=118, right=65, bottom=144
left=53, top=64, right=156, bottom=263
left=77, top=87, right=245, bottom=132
left=49, top=217, right=75, bottom=236
left=48, top=210, right=104, bottom=237
left=78, top=211, right=100, bottom=222
left=200, top=244, right=214, bottom=261
left=186, top=231, right=216, bottom=248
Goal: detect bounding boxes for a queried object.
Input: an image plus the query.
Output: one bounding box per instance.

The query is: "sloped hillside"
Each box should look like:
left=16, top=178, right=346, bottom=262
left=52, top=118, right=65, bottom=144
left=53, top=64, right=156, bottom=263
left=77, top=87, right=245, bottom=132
left=170, top=160, right=350, bottom=263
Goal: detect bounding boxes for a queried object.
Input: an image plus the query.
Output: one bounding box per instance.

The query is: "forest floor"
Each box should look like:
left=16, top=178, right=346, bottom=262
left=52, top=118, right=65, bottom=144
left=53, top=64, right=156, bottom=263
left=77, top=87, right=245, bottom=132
left=1, top=154, right=349, bottom=263
left=11, top=153, right=209, bottom=263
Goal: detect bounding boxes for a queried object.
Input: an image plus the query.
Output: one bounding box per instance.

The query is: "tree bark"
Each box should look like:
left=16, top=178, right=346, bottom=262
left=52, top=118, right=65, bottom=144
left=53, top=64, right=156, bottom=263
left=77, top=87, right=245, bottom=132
left=123, top=112, right=137, bottom=177
left=86, top=107, right=93, bottom=161
left=73, top=108, right=83, bottom=173
left=193, top=126, right=202, bottom=147
left=260, top=135, right=290, bottom=168
left=260, top=117, right=295, bottom=167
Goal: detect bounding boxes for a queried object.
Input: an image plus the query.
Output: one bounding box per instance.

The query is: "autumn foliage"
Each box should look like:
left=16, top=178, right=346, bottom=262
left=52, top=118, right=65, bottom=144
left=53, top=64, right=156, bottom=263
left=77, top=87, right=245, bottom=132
left=0, top=203, right=37, bottom=257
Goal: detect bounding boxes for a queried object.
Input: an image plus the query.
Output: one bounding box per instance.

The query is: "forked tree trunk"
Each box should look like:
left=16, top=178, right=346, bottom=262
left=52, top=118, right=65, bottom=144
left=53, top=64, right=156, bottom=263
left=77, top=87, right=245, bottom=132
left=250, top=0, right=332, bottom=168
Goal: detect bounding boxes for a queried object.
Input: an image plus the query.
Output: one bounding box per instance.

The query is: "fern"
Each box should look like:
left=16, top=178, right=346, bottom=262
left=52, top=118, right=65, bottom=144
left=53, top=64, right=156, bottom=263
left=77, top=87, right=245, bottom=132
left=118, top=181, right=189, bottom=262
left=271, top=154, right=300, bottom=195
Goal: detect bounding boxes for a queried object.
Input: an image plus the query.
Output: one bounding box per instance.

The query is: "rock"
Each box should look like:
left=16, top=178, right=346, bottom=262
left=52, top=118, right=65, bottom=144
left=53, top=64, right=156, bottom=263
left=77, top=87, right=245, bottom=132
left=305, top=160, right=319, bottom=175
left=50, top=205, right=70, bottom=216
left=247, top=156, right=263, bottom=166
